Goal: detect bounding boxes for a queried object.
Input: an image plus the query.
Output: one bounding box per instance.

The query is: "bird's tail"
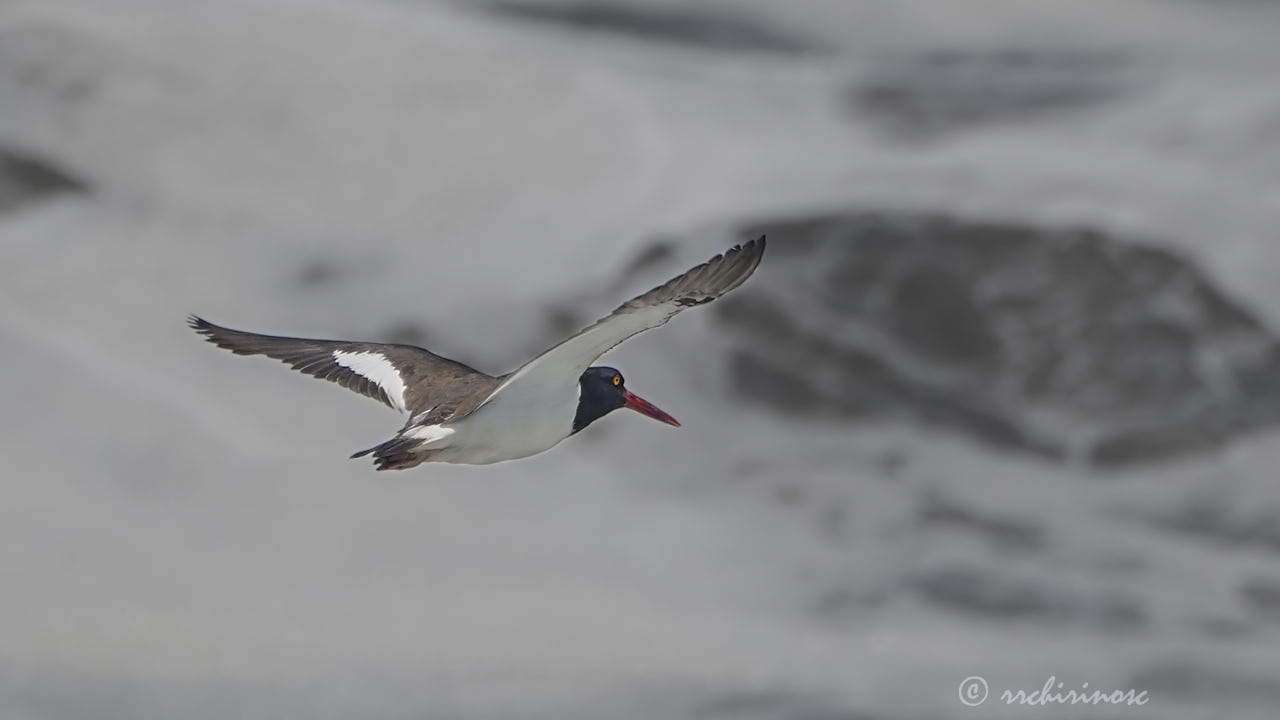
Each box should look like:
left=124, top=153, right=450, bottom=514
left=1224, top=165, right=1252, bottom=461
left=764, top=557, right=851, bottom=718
left=351, top=436, right=427, bottom=471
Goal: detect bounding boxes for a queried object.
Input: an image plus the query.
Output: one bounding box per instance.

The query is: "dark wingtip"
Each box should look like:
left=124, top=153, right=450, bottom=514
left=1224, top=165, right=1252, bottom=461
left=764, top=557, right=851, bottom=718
left=730, top=234, right=765, bottom=272
left=728, top=234, right=766, bottom=258
left=188, top=314, right=218, bottom=340
left=718, top=234, right=765, bottom=264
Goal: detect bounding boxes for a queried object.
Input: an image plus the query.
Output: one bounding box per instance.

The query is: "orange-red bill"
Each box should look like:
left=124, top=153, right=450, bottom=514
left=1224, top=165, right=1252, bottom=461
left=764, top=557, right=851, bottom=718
left=623, top=390, right=680, bottom=427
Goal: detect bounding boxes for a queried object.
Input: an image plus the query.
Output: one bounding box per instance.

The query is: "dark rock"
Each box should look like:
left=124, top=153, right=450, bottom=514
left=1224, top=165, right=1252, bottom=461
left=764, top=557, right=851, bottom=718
left=0, top=147, right=87, bottom=213
left=852, top=49, right=1129, bottom=139
left=887, top=264, right=1000, bottom=368
left=486, top=1, right=818, bottom=56
left=717, top=211, right=1280, bottom=465
left=724, top=293, right=1060, bottom=458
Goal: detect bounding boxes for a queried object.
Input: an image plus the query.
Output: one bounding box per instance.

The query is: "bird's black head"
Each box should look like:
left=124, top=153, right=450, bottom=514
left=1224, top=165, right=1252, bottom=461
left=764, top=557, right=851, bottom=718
left=572, top=366, right=680, bottom=434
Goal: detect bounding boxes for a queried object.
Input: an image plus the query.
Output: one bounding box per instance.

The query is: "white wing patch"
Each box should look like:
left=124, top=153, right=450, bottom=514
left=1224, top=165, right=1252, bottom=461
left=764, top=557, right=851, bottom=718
left=332, top=350, right=407, bottom=412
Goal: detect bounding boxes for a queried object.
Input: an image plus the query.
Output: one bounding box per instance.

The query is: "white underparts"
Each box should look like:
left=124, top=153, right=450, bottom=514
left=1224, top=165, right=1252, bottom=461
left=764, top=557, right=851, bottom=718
left=332, top=350, right=407, bottom=412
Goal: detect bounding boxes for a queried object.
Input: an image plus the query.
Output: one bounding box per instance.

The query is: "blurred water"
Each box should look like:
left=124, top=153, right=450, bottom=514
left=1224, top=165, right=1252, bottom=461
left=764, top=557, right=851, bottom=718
left=3, top=0, right=1280, bottom=718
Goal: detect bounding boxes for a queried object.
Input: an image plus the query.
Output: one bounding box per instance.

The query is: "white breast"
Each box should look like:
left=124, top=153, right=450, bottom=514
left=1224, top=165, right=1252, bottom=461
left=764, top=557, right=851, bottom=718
left=432, top=381, right=579, bottom=464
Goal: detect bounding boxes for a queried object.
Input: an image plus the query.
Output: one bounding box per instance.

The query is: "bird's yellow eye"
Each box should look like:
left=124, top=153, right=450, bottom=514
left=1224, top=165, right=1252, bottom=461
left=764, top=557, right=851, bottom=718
left=612, top=374, right=622, bottom=386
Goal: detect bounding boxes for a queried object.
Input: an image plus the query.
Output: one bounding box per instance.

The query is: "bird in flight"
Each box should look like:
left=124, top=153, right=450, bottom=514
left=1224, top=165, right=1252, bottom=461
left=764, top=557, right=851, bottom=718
left=191, top=237, right=765, bottom=469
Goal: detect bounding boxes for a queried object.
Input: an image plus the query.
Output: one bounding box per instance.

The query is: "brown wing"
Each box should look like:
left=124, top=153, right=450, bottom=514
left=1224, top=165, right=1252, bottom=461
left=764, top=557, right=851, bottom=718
left=189, top=316, right=500, bottom=416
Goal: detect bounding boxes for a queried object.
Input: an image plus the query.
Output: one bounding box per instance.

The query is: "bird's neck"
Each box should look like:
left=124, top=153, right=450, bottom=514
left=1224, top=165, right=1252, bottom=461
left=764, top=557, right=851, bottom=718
left=571, top=383, right=613, bottom=434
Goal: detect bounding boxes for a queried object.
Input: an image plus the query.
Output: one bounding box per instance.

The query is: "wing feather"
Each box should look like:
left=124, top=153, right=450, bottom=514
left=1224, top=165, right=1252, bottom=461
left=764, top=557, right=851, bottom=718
left=189, top=316, right=501, bottom=416
left=483, top=237, right=765, bottom=406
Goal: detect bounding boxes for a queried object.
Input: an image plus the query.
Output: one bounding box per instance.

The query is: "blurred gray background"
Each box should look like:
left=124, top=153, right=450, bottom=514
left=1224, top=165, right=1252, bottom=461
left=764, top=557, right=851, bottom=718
left=3, top=0, right=1280, bottom=718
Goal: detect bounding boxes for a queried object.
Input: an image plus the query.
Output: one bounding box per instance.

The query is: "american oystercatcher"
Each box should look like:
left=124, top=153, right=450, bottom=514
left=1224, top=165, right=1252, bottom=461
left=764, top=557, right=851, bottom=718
left=190, top=237, right=765, bottom=469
